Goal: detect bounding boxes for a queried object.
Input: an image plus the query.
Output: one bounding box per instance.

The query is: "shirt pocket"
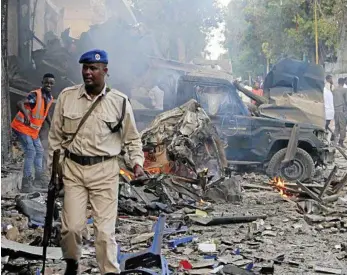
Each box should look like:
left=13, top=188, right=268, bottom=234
left=96, top=113, right=120, bottom=137
left=62, top=113, right=83, bottom=134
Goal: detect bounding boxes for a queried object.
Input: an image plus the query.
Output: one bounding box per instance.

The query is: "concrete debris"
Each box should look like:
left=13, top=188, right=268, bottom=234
left=198, top=242, right=217, bottom=253
left=314, top=265, right=343, bottom=274
left=5, top=227, right=19, bottom=242
left=2, top=108, right=347, bottom=275
left=1, top=238, right=62, bottom=259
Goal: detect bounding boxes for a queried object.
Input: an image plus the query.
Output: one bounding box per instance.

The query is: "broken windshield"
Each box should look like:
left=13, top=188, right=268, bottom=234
left=195, top=85, right=244, bottom=116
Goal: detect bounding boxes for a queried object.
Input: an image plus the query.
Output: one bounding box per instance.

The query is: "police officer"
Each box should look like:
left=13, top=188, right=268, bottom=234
left=48, top=49, right=145, bottom=275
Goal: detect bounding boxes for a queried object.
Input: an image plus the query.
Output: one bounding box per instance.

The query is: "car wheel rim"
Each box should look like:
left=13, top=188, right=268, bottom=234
left=281, top=160, right=305, bottom=181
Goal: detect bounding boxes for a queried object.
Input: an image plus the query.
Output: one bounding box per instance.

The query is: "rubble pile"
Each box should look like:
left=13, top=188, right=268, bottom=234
left=2, top=178, right=346, bottom=274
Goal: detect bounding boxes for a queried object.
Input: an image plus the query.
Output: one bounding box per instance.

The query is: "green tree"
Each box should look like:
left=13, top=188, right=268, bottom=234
left=225, top=0, right=344, bottom=79
left=131, top=0, right=222, bottom=62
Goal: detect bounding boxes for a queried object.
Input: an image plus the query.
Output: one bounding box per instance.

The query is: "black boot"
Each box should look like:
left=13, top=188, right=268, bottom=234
left=64, top=259, right=78, bottom=275
left=20, top=177, right=34, bottom=193
left=33, top=172, right=49, bottom=191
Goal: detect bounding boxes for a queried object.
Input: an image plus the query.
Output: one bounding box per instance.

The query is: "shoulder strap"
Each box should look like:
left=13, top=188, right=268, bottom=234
left=70, top=95, right=103, bottom=142
left=106, top=97, right=127, bottom=133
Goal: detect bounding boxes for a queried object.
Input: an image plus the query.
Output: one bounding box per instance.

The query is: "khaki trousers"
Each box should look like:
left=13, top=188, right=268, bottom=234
left=61, top=157, right=120, bottom=274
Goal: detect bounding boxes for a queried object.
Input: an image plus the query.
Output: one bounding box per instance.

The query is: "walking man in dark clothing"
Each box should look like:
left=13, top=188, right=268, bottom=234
left=333, top=78, right=347, bottom=148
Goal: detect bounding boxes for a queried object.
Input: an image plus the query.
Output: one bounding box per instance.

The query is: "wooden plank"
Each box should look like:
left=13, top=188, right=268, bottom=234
left=336, top=146, right=347, bottom=160
left=276, top=182, right=324, bottom=189
left=243, top=183, right=272, bottom=191
left=332, top=173, right=347, bottom=194
left=323, top=194, right=340, bottom=203
left=281, top=124, right=300, bottom=166
left=319, top=165, right=337, bottom=199
left=296, top=181, right=323, bottom=203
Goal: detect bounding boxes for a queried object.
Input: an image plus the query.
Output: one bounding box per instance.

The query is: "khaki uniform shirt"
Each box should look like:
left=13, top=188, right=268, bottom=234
left=47, top=84, right=144, bottom=169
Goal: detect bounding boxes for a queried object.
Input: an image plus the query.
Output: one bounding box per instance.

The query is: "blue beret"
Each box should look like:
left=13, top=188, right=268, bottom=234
left=79, top=49, right=108, bottom=64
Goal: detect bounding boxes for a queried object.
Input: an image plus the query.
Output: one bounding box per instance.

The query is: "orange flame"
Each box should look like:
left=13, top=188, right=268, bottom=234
left=120, top=169, right=133, bottom=180
left=270, top=177, right=288, bottom=198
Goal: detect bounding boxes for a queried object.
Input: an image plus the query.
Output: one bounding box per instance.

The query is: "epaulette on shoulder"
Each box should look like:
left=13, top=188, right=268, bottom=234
left=109, top=88, right=128, bottom=100
left=61, top=84, right=82, bottom=94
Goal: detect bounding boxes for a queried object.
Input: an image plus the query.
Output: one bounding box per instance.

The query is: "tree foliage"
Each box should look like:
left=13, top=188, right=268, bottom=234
left=225, top=0, right=346, bottom=78
left=131, top=0, right=222, bottom=62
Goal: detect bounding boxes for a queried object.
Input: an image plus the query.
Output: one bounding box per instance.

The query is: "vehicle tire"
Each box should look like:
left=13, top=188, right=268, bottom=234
left=266, top=148, right=315, bottom=182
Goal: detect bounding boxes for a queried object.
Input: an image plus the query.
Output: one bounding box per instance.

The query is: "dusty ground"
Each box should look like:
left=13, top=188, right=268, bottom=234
left=1, top=146, right=347, bottom=275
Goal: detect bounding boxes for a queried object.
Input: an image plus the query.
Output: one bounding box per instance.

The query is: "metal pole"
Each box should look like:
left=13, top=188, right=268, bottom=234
left=314, top=0, right=319, bottom=64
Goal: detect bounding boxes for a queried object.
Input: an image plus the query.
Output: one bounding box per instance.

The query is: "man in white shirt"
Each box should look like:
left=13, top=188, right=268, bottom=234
left=238, top=81, right=252, bottom=104
left=324, top=75, right=335, bottom=132
left=148, top=84, right=164, bottom=110
left=344, top=77, right=347, bottom=88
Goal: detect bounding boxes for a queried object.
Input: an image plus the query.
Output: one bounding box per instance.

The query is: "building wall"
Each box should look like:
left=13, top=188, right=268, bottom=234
left=32, top=0, right=64, bottom=50
left=7, top=0, right=18, bottom=56
left=51, top=0, right=107, bottom=38
left=7, top=0, right=65, bottom=56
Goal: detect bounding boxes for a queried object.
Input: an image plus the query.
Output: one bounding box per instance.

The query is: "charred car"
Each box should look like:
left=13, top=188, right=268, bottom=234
left=133, top=58, right=334, bottom=181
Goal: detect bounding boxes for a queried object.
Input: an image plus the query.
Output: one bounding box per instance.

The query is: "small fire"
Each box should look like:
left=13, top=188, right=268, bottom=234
left=120, top=169, right=133, bottom=180
left=270, top=177, right=288, bottom=198
left=146, top=167, right=161, bottom=175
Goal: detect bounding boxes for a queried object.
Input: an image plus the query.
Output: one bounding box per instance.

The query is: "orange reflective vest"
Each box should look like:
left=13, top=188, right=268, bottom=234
left=11, top=89, right=53, bottom=139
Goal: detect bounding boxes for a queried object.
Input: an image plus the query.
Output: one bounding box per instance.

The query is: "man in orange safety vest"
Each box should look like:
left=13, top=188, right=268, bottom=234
left=11, top=73, right=55, bottom=193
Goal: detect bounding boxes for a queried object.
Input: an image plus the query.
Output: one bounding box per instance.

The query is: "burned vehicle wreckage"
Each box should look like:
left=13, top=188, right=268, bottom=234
left=131, top=58, right=334, bottom=182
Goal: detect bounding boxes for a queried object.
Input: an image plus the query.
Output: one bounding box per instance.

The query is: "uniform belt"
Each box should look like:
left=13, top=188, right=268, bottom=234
left=65, top=150, right=113, bottom=166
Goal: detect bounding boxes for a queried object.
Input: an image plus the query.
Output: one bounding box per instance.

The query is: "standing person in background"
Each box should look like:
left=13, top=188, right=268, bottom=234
left=148, top=82, right=164, bottom=110
left=11, top=73, right=55, bottom=193
left=237, top=81, right=252, bottom=104
left=333, top=78, right=347, bottom=148
left=344, top=77, right=347, bottom=88
left=324, top=75, right=335, bottom=134
left=251, top=81, right=263, bottom=105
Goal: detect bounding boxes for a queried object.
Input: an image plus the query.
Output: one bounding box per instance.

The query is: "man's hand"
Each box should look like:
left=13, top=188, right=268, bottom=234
left=17, top=100, right=31, bottom=125
left=133, top=164, right=146, bottom=178
left=24, top=111, right=31, bottom=125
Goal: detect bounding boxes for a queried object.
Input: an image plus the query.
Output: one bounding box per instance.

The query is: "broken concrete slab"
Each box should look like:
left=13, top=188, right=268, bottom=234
left=1, top=238, right=62, bottom=259
left=218, top=254, right=244, bottom=264
left=206, top=176, right=242, bottom=203
left=1, top=163, right=23, bottom=195
left=130, top=232, right=154, bottom=245
left=189, top=215, right=267, bottom=226
left=191, top=259, right=215, bottom=269
left=223, top=264, right=255, bottom=275
left=313, top=265, right=343, bottom=274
